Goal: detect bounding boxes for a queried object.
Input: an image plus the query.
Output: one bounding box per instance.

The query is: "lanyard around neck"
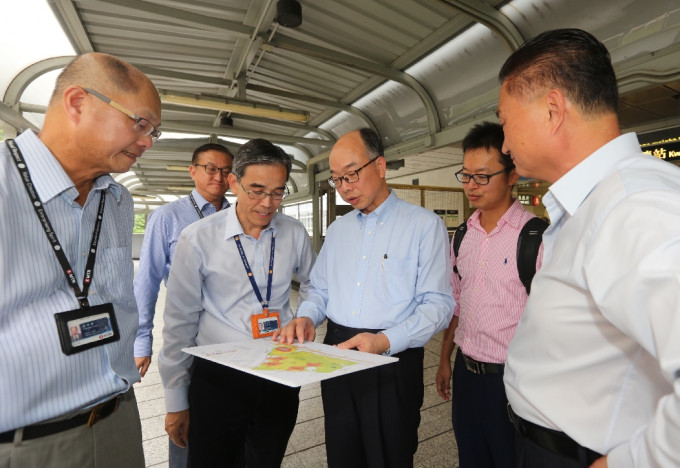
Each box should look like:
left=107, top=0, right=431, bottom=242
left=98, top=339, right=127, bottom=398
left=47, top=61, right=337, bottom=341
left=189, top=193, right=204, bottom=219
left=6, top=139, right=105, bottom=309
left=234, top=233, right=275, bottom=311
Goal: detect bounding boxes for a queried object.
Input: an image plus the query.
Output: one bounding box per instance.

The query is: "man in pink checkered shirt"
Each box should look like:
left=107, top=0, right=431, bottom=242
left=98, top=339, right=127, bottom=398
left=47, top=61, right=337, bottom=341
left=436, top=121, right=542, bottom=468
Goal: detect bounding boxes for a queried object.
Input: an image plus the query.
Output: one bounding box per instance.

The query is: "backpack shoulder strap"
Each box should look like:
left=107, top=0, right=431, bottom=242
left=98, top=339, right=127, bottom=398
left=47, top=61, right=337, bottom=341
left=516, top=217, right=549, bottom=294
left=452, top=222, right=467, bottom=280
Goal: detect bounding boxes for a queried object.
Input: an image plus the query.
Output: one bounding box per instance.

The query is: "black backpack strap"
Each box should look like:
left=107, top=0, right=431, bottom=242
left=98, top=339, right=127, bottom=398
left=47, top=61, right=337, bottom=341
left=452, top=222, right=467, bottom=280
left=516, top=217, right=549, bottom=294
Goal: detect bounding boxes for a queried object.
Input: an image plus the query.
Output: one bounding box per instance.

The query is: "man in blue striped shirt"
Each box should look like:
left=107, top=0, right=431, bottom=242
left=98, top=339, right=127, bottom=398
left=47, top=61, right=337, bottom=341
left=0, top=53, right=160, bottom=467
left=134, top=142, right=233, bottom=467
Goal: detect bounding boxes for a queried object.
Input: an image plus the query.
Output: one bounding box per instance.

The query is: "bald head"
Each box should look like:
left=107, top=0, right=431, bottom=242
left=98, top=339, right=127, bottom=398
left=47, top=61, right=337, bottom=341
left=50, top=53, right=156, bottom=107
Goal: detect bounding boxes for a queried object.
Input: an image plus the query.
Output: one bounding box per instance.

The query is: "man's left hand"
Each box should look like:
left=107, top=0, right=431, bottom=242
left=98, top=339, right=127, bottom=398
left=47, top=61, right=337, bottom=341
left=337, top=332, right=390, bottom=355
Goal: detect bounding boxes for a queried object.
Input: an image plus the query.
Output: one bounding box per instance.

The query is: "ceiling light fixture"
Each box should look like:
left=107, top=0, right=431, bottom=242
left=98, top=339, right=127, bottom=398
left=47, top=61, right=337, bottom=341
left=166, top=164, right=191, bottom=171
left=159, top=90, right=308, bottom=122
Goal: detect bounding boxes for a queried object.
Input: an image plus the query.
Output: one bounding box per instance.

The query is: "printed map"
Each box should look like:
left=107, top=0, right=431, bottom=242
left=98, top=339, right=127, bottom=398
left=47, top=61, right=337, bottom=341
left=183, top=340, right=397, bottom=387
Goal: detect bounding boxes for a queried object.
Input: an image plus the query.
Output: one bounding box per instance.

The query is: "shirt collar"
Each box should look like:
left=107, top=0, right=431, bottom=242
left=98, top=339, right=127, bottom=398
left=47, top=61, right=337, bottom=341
left=468, top=199, right=526, bottom=232
left=548, top=133, right=639, bottom=217
left=15, top=130, right=120, bottom=203
left=353, top=188, right=397, bottom=223
left=223, top=202, right=277, bottom=240
left=191, top=188, right=229, bottom=211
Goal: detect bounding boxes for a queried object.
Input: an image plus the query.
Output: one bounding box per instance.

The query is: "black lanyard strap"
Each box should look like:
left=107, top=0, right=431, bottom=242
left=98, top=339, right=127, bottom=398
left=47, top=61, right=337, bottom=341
left=189, top=193, right=204, bottom=219
left=6, top=139, right=105, bottom=309
left=234, top=234, right=275, bottom=311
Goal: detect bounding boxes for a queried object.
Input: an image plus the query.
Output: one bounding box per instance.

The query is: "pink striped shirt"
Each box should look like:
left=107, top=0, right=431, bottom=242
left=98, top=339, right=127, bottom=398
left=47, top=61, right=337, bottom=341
left=452, top=200, right=539, bottom=364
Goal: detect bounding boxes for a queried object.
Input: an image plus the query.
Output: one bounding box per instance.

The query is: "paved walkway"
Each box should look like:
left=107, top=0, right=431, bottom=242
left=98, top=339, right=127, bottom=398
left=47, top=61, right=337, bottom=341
left=133, top=263, right=459, bottom=467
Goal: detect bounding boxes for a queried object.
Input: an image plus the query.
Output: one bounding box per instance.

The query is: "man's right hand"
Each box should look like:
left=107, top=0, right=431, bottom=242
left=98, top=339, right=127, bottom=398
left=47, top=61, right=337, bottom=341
left=273, top=317, right=316, bottom=344
left=435, top=361, right=452, bottom=400
left=135, top=356, right=151, bottom=378
left=166, top=410, right=190, bottom=448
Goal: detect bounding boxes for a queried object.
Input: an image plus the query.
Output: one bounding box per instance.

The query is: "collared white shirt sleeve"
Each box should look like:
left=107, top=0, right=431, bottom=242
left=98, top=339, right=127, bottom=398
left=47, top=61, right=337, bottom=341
left=504, top=133, right=680, bottom=467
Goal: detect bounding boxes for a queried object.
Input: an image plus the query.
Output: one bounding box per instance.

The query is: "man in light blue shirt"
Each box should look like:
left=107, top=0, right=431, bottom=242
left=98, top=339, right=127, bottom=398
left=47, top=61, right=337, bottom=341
left=159, top=138, right=315, bottom=467
left=133, top=142, right=233, bottom=467
left=134, top=142, right=233, bottom=375
left=0, top=52, right=161, bottom=467
left=277, top=128, right=454, bottom=467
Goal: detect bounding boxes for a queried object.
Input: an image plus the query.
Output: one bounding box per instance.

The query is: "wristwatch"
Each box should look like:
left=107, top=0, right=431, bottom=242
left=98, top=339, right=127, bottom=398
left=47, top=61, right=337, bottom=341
left=378, top=331, right=391, bottom=355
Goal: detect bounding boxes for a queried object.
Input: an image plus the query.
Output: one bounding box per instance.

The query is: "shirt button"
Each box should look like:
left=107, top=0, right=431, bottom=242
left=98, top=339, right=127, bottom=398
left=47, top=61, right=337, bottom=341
left=357, top=282, right=361, bottom=286
left=362, top=256, right=367, bottom=260
left=352, top=311, right=357, bottom=316
left=368, top=231, right=372, bottom=235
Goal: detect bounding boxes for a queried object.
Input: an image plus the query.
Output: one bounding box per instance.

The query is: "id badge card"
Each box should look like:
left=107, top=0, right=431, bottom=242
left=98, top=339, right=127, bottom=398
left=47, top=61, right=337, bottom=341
left=55, top=303, right=120, bottom=355
left=251, top=310, right=281, bottom=339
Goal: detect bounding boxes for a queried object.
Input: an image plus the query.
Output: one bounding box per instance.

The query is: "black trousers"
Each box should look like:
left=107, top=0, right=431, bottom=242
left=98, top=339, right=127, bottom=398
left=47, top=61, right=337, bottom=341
left=187, top=358, right=300, bottom=468
left=515, top=432, right=599, bottom=468
left=321, top=320, right=424, bottom=468
left=451, top=348, right=515, bottom=468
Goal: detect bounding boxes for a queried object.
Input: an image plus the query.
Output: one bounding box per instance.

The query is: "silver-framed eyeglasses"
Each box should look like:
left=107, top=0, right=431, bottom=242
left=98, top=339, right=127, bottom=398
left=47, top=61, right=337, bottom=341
left=239, top=183, right=289, bottom=200
left=83, top=88, right=162, bottom=142
left=455, top=168, right=506, bottom=185
left=194, top=164, right=231, bottom=176
left=328, top=157, right=379, bottom=188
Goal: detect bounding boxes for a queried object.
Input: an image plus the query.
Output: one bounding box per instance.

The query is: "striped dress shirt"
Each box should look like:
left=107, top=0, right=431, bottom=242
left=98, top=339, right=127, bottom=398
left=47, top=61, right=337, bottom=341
left=133, top=190, right=229, bottom=358
left=452, top=200, right=537, bottom=364
left=0, top=130, right=139, bottom=432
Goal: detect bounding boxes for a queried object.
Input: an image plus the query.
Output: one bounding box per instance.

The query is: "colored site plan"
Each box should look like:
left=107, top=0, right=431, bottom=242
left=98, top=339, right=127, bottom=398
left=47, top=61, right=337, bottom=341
left=183, top=340, right=397, bottom=387
left=253, top=343, right=357, bottom=373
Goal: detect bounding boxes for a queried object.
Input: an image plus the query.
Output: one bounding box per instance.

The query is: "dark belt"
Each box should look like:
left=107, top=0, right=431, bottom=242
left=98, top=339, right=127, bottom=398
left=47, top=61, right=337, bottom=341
left=461, top=351, right=504, bottom=375
left=0, top=394, right=122, bottom=444
left=324, top=319, right=384, bottom=347
left=507, top=404, right=602, bottom=465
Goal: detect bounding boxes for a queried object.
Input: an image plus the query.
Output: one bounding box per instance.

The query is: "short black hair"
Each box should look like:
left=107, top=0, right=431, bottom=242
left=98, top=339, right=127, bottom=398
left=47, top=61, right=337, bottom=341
left=462, top=121, right=514, bottom=171
left=232, top=138, right=292, bottom=180
left=499, top=28, right=618, bottom=116
left=358, top=128, right=384, bottom=159
left=191, top=143, right=233, bottom=164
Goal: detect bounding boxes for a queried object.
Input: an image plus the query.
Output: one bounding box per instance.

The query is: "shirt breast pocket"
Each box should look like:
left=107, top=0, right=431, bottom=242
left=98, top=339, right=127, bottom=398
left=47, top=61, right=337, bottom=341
left=377, top=257, right=417, bottom=304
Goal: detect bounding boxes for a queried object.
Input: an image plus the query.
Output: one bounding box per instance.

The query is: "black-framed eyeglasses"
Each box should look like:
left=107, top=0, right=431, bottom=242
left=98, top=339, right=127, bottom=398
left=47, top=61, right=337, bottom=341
left=83, top=88, right=162, bottom=142
left=194, top=163, right=231, bottom=176
left=239, top=183, right=289, bottom=200
left=328, top=157, right=379, bottom=188
left=455, top=168, right=507, bottom=185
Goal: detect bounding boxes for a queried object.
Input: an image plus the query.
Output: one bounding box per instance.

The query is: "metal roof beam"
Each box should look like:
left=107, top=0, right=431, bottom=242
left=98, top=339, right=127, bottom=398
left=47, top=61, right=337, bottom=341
left=263, top=37, right=441, bottom=136
left=47, top=0, right=92, bottom=53
left=0, top=102, right=39, bottom=133
left=160, top=122, right=333, bottom=147
left=434, top=0, right=524, bottom=51
left=94, top=0, right=253, bottom=36
left=3, top=56, right=74, bottom=107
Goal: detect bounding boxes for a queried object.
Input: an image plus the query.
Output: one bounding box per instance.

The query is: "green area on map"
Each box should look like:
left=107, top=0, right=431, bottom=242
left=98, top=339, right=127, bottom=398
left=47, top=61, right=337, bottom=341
left=254, top=344, right=357, bottom=373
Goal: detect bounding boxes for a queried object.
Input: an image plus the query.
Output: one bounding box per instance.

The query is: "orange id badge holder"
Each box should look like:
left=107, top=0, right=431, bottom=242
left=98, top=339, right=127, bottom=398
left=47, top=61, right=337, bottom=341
left=251, top=309, right=281, bottom=338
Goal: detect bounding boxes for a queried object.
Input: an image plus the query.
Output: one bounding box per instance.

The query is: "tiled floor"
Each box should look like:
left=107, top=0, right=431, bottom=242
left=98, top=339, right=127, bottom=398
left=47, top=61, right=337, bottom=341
left=134, top=263, right=459, bottom=467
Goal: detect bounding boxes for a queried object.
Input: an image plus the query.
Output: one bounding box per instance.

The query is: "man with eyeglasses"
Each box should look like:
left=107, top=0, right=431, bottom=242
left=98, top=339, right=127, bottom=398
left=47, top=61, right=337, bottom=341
left=0, top=53, right=160, bottom=467
left=276, top=128, right=454, bottom=467
left=435, top=122, right=542, bottom=468
left=158, top=138, right=315, bottom=467
left=133, top=142, right=233, bottom=467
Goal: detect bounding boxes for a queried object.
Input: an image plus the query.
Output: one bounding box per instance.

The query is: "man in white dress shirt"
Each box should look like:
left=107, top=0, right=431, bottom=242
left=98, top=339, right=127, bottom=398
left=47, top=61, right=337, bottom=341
left=498, top=28, right=680, bottom=467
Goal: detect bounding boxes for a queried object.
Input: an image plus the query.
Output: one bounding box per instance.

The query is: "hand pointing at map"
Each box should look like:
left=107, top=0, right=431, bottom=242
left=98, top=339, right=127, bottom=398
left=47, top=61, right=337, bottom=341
left=274, top=317, right=316, bottom=344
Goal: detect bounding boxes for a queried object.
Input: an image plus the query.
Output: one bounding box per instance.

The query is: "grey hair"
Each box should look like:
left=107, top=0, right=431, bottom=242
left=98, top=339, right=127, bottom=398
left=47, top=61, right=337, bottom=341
left=232, top=138, right=292, bottom=180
